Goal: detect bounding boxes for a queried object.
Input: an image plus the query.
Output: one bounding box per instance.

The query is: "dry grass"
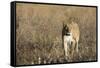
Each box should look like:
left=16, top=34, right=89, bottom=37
left=16, top=3, right=97, bottom=65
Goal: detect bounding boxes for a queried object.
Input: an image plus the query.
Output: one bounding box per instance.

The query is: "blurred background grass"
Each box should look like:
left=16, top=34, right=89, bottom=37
left=16, top=3, right=97, bottom=65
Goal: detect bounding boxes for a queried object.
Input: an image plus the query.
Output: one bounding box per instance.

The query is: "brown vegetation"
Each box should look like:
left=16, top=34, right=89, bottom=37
left=16, top=3, right=97, bottom=65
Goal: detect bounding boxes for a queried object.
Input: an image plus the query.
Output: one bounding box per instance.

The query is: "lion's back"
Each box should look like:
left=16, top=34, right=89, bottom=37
left=69, top=22, right=80, bottom=41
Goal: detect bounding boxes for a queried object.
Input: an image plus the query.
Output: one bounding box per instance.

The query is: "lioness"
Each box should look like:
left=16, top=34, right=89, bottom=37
left=62, top=21, right=80, bottom=60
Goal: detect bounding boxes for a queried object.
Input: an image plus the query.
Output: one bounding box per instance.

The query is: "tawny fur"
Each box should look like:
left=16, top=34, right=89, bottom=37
left=63, top=21, right=80, bottom=61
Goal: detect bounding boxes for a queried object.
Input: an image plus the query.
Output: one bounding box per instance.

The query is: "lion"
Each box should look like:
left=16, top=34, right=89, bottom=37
left=62, top=20, right=80, bottom=61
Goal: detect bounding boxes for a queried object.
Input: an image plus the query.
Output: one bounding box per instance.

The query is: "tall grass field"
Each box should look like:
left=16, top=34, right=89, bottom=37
left=16, top=3, right=97, bottom=65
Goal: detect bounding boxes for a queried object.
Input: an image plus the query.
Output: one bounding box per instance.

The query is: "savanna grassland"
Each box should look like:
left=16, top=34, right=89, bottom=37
left=16, top=3, right=97, bottom=65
